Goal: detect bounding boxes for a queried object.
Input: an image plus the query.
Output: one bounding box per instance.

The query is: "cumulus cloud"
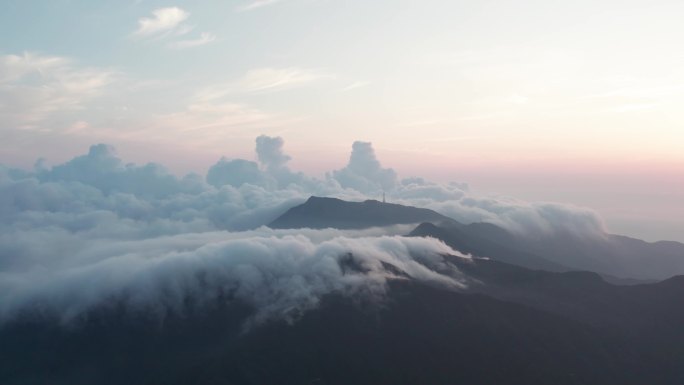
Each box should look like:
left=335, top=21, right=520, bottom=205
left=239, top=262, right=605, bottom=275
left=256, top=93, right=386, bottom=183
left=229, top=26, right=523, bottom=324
left=0, top=134, right=607, bottom=239
left=0, top=135, right=617, bottom=327
left=332, top=141, right=398, bottom=193
left=206, top=135, right=309, bottom=192
left=207, top=158, right=276, bottom=189
left=37, top=143, right=203, bottom=198
left=256, top=135, right=291, bottom=170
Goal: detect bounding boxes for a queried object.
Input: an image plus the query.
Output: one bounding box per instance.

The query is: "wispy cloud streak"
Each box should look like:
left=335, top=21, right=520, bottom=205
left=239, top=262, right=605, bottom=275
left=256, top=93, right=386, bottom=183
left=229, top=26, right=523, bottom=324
left=237, top=0, right=282, bottom=12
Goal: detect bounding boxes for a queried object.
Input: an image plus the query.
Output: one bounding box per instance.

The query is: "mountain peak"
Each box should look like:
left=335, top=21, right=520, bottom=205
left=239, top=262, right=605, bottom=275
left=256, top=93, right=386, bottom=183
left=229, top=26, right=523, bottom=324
left=269, top=196, right=454, bottom=230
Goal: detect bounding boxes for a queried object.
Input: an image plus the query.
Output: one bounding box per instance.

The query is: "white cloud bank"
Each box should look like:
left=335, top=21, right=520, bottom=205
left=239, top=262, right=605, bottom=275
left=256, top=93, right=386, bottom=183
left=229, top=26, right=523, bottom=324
left=0, top=135, right=609, bottom=325
left=0, top=231, right=463, bottom=327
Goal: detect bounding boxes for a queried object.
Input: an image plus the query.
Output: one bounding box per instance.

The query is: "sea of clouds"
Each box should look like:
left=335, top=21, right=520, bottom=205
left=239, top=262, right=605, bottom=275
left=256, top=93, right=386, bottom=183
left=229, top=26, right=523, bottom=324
left=0, top=135, right=606, bottom=325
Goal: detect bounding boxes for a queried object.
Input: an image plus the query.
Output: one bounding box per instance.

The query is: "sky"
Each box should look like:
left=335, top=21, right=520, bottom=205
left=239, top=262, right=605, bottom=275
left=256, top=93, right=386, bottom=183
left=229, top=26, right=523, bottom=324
left=1, top=0, right=683, bottom=241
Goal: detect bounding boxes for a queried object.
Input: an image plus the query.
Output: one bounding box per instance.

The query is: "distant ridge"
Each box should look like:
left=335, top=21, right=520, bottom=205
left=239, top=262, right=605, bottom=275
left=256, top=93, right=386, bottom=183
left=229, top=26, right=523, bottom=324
left=268, top=196, right=454, bottom=229
left=270, top=196, right=684, bottom=280
left=410, top=221, right=684, bottom=281
left=409, top=221, right=571, bottom=272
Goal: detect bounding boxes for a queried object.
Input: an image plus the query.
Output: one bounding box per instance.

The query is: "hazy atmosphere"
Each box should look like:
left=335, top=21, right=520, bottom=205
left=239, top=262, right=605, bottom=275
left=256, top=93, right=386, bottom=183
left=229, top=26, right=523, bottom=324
left=2, top=2, right=684, bottom=384
left=2, top=0, right=683, bottom=241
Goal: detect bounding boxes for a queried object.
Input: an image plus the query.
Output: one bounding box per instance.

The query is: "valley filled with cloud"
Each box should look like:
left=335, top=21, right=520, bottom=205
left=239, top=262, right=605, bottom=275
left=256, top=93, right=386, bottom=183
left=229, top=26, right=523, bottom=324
left=0, top=135, right=653, bottom=326
left=2, top=2, right=684, bottom=384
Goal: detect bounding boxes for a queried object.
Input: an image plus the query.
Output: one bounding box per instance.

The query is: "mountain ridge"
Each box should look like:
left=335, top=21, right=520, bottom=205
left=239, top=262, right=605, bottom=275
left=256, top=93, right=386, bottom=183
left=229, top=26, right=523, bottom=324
left=3, top=251, right=684, bottom=384
left=269, top=196, right=456, bottom=229
left=269, top=196, right=684, bottom=280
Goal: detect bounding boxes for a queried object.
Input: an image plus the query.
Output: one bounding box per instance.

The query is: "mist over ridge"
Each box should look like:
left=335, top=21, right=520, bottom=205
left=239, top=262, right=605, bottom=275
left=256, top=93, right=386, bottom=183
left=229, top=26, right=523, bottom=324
left=0, top=135, right=677, bottom=325
left=4, top=2, right=684, bottom=383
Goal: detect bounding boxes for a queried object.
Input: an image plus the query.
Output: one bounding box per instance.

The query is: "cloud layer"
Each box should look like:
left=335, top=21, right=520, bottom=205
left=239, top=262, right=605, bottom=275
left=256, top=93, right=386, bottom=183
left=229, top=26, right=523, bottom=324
left=0, top=135, right=609, bottom=325
left=0, top=230, right=463, bottom=326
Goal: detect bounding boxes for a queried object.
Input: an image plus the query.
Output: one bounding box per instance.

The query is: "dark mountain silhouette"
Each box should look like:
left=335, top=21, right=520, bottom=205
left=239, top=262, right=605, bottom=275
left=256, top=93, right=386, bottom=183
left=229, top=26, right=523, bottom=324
left=269, top=196, right=454, bottom=229
left=5, top=197, right=682, bottom=384
left=525, top=232, right=684, bottom=280
left=445, top=254, right=684, bottom=333
left=3, top=254, right=684, bottom=385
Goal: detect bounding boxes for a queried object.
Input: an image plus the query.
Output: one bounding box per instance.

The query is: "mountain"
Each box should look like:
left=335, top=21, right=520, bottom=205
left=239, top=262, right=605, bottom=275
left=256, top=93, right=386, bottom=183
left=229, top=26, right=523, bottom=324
left=412, top=221, right=684, bottom=280
left=409, top=221, right=570, bottom=272
left=444, top=254, right=684, bottom=334
left=530, top=232, right=684, bottom=280
left=270, top=197, right=684, bottom=280
left=3, top=254, right=684, bottom=385
left=269, top=196, right=454, bottom=229
left=5, top=196, right=684, bottom=384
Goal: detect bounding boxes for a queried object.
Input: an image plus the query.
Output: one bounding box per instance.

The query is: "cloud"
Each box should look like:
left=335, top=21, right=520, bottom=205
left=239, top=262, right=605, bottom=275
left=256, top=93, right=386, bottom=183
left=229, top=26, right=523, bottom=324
left=332, top=141, right=398, bottom=193
left=207, top=158, right=276, bottom=189
left=144, top=102, right=272, bottom=145
left=256, top=135, right=291, bottom=170
left=239, top=67, right=329, bottom=93
left=133, top=7, right=215, bottom=50
left=0, top=52, right=116, bottom=129
left=237, top=0, right=281, bottom=12
left=0, top=229, right=464, bottom=326
left=206, top=135, right=315, bottom=191
left=134, top=7, right=189, bottom=37
left=0, top=135, right=631, bottom=328
left=340, top=81, right=370, bottom=92
left=168, top=32, right=217, bottom=49
left=0, top=135, right=605, bottom=239
left=0, top=52, right=68, bottom=83
left=189, top=68, right=330, bottom=106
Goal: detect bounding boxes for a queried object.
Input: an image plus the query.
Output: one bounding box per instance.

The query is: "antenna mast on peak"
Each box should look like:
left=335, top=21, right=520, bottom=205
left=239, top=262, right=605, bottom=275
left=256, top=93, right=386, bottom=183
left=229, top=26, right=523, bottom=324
left=382, top=191, right=386, bottom=203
